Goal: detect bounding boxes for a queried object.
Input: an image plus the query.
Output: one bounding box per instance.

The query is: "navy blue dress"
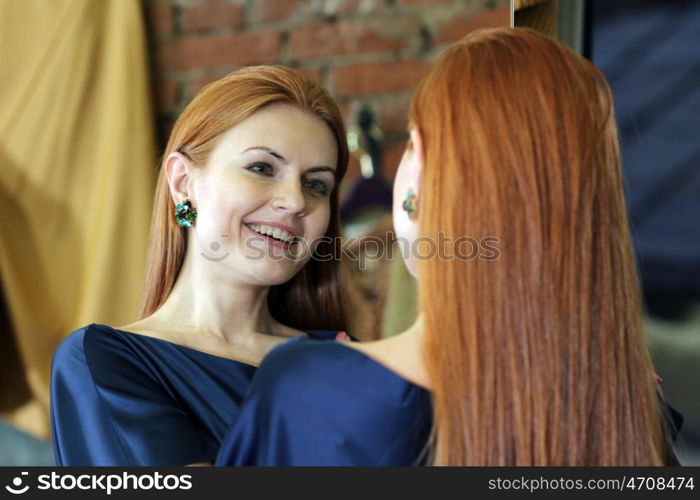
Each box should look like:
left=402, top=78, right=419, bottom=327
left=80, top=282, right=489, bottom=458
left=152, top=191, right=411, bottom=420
left=214, top=339, right=683, bottom=467
left=50, top=323, right=339, bottom=466
left=214, top=337, right=433, bottom=466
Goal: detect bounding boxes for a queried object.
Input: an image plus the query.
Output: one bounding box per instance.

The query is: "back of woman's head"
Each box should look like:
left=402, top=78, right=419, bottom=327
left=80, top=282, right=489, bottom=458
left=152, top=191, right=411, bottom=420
left=412, top=28, right=667, bottom=465
left=141, top=66, right=349, bottom=332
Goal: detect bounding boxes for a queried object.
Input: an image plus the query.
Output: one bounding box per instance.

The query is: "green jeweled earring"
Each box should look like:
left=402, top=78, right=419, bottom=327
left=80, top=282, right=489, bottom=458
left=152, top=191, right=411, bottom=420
left=402, top=188, right=417, bottom=219
left=175, top=199, right=197, bottom=227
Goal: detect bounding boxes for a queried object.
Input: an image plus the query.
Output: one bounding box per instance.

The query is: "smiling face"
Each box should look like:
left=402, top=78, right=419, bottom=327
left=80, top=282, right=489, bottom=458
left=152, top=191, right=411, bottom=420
left=180, top=103, right=339, bottom=285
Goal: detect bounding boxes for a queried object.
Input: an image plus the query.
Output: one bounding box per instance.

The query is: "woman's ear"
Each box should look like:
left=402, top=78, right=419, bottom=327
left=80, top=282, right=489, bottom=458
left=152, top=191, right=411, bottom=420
left=409, top=128, right=425, bottom=196
left=164, top=152, right=193, bottom=204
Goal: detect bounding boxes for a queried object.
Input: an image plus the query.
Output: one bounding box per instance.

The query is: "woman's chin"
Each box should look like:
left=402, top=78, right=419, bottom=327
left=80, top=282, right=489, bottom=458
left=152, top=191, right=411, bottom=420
left=245, top=260, right=305, bottom=286
left=253, top=272, right=299, bottom=287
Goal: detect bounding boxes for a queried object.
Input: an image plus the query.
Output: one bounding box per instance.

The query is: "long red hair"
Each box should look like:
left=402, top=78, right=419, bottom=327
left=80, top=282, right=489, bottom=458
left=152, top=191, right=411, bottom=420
left=412, top=28, right=667, bottom=465
left=140, top=66, right=349, bottom=332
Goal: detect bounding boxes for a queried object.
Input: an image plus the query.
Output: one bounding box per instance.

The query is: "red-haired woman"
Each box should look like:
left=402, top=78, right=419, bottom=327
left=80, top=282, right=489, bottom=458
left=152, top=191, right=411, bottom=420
left=50, top=66, right=350, bottom=465
left=215, top=28, right=680, bottom=466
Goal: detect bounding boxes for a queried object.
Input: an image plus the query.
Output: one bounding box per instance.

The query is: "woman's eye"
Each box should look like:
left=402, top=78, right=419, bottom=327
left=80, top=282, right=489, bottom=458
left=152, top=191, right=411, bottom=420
left=247, top=162, right=273, bottom=175
left=305, top=179, right=329, bottom=195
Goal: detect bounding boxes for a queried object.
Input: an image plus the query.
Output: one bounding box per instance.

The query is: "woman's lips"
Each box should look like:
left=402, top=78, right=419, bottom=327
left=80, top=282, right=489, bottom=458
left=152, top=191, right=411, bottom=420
left=244, top=223, right=297, bottom=250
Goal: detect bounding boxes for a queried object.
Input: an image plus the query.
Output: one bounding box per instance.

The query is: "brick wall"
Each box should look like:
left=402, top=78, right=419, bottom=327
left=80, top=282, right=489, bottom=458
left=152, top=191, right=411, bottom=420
left=143, top=0, right=510, bottom=184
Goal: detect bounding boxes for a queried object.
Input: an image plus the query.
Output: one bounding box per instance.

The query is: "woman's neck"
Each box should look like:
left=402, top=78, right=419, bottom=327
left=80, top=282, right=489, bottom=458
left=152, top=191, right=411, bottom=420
left=120, top=249, right=302, bottom=357
left=343, top=314, right=432, bottom=390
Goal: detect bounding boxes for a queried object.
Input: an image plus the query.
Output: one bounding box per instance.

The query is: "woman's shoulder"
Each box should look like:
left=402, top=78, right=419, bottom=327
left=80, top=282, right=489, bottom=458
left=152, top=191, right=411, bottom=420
left=54, top=324, right=132, bottom=358
left=305, top=329, right=352, bottom=341
left=53, top=324, right=105, bottom=363
left=52, top=323, right=156, bottom=379
left=255, top=337, right=428, bottom=408
left=261, top=336, right=363, bottom=374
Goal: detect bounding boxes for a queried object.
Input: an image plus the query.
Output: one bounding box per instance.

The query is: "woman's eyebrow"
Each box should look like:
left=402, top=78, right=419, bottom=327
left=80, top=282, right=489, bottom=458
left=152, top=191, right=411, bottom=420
left=241, top=146, right=335, bottom=173
left=241, top=146, right=286, bottom=162
left=306, top=166, right=335, bottom=174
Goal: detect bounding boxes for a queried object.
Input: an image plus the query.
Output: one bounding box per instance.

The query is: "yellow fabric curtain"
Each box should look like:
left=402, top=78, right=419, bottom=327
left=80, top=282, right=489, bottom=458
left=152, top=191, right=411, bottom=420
left=0, top=0, right=156, bottom=438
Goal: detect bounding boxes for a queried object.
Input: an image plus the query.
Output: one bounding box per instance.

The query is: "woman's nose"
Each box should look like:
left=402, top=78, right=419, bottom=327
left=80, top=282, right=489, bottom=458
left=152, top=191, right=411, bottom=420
left=272, top=178, right=306, bottom=215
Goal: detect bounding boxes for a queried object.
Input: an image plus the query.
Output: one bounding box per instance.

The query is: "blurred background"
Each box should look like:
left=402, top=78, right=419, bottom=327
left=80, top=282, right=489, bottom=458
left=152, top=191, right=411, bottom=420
left=515, top=0, right=700, bottom=464
left=0, top=0, right=509, bottom=465
left=4, top=0, right=696, bottom=467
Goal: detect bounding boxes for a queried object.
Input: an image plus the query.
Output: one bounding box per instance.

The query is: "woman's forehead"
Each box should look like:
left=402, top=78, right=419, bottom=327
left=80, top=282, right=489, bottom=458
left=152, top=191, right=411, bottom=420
left=210, top=104, right=338, bottom=167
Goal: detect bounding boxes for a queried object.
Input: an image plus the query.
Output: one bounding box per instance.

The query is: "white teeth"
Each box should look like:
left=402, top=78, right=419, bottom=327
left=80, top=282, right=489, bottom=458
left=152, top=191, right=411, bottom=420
left=247, top=223, right=295, bottom=243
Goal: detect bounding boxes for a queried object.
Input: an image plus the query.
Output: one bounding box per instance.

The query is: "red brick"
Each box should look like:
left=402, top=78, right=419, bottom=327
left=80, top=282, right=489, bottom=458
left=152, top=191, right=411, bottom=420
left=333, top=59, right=430, bottom=97
left=193, top=75, right=221, bottom=93
left=182, top=0, right=245, bottom=32
left=435, top=6, right=511, bottom=45
left=257, top=0, right=304, bottom=23
left=336, top=102, right=357, bottom=143
left=297, top=67, right=323, bottom=85
left=290, top=21, right=410, bottom=59
left=396, top=0, right=454, bottom=5
left=381, top=141, right=407, bottom=181
left=339, top=154, right=363, bottom=197
left=338, top=102, right=354, bottom=125
left=155, top=80, right=179, bottom=114
left=155, top=31, right=281, bottom=72
left=323, top=0, right=385, bottom=16
left=377, top=96, right=411, bottom=134
left=147, top=2, right=174, bottom=37
left=258, top=0, right=383, bottom=23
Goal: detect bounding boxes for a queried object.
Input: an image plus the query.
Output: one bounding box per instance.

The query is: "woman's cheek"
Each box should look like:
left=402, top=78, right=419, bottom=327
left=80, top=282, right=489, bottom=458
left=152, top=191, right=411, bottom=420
left=317, top=202, right=332, bottom=237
